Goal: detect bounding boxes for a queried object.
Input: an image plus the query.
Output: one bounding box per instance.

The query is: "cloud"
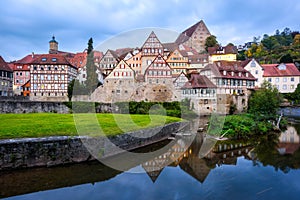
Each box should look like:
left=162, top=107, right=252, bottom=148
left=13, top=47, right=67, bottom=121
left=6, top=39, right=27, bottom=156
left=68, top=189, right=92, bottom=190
left=0, top=0, right=299, bottom=61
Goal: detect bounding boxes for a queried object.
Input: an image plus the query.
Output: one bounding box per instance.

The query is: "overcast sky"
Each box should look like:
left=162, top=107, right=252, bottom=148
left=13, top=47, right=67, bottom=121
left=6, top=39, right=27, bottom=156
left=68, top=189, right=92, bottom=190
left=1, top=0, right=299, bottom=61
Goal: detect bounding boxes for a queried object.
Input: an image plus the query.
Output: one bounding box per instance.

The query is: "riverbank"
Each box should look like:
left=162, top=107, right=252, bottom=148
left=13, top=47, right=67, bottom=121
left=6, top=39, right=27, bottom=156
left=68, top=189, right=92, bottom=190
left=0, top=121, right=187, bottom=171
left=208, top=113, right=287, bottom=139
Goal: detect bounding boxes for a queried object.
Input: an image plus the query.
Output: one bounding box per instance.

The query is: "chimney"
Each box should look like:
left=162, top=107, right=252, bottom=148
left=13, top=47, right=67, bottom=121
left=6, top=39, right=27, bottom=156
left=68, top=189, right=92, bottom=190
left=32, top=52, right=34, bottom=58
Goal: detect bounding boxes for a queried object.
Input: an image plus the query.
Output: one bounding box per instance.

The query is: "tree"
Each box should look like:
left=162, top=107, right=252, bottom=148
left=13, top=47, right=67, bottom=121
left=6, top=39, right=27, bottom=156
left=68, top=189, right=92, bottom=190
left=293, top=34, right=300, bottom=45
left=67, top=79, right=87, bottom=101
left=205, top=35, right=218, bottom=51
left=85, top=38, right=99, bottom=94
left=248, top=80, right=282, bottom=117
left=279, top=53, right=293, bottom=63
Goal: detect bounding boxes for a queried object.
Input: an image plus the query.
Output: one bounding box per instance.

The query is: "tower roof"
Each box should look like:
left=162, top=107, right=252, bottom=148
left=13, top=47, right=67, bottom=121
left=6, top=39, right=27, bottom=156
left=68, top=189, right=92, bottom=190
left=49, top=36, right=58, bottom=44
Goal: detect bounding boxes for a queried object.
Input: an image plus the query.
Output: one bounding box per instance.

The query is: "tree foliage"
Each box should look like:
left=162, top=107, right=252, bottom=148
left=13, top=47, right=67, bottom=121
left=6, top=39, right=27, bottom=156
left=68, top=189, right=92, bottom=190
left=248, top=81, right=282, bottom=117
left=244, top=27, right=300, bottom=64
left=85, top=38, right=99, bottom=94
left=205, top=35, right=218, bottom=51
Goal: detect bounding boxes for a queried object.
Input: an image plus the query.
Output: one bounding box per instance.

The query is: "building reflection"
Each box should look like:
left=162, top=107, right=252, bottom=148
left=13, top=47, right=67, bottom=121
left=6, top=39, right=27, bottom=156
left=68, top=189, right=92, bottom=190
left=142, top=132, right=254, bottom=183
left=278, top=126, right=300, bottom=155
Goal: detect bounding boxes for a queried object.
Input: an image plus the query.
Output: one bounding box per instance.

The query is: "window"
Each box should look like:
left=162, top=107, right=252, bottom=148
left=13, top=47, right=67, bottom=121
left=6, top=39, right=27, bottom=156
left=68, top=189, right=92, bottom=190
left=61, top=84, right=65, bottom=89
left=33, top=66, right=37, bottom=70
left=41, top=58, right=47, bottom=62
left=291, top=85, right=295, bottom=89
left=33, top=75, right=37, bottom=80
left=268, top=78, right=272, bottom=82
left=223, top=71, right=227, bottom=76
left=283, top=77, right=287, bottom=82
left=54, top=75, right=58, bottom=80
left=255, top=70, right=258, bottom=75
left=52, top=58, right=57, bottom=62
left=291, top=77, right=295, bottom=82
left=275, top=78, right=279, bottom=82
left=283, top=85, right=287, bottom=90
left=48, top=66, right=51, bottom=70
left=41, top=75, right=44, bottom=80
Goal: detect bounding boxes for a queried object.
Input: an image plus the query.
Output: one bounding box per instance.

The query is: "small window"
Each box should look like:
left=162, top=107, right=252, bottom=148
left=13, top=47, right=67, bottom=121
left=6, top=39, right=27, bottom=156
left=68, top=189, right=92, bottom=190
left=41, top=58, right=47, bottom=62
left=291, top=77, right=295, bottom=82
left=52, top=58, right=57, bottom=62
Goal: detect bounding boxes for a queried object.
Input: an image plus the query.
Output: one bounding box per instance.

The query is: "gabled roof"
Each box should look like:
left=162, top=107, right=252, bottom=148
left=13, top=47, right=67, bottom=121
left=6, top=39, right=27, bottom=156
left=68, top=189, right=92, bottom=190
left=115, top=48, right=133, bottom=59
left=30, top=54, right=74, bottom=66
left=176, top=20, right=210, bottom=44
left=261, top=63, right=300, bottom=77
left=145, top=54, right=172, bottom=71
left=163, top=42, right=179, bottom=52
left=141, top=31, right=163, bottom=49
left=0, top=56, right=13, bottom=72
left=202, top=61, right=256, bottom=80
left=15, top=54, right=38, bottom=64
left=208, top=45, right=238, bottom=55
left=173, top=71, right=188, bottom=82
left=67, top=52, right=87, bottom=68
left=182, top=73, right=216, bottom=89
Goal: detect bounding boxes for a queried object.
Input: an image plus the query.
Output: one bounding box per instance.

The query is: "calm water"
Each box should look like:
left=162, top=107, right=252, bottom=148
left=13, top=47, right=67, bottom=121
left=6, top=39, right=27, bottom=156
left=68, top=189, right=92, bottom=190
left=1, top=122, right=300, bottom=200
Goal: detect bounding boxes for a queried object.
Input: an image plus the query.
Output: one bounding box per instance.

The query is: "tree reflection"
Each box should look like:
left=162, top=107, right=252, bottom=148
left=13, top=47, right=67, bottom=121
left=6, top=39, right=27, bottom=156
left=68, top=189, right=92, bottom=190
left=252, top=125, right=300, bottom=173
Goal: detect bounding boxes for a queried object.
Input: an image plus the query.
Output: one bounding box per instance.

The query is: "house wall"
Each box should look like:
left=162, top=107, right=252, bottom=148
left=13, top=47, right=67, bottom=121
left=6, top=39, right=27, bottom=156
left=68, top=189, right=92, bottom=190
left=264, top=76, right=300, bottom=93
left=209, top=54, right=237, bottom=63
left=244, top=59, right=264, bottom=88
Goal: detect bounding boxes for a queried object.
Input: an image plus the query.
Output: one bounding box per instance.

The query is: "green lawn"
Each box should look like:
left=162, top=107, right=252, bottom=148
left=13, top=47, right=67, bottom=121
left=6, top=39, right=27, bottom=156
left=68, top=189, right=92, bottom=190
left=0, top=113, right=181, bottom=139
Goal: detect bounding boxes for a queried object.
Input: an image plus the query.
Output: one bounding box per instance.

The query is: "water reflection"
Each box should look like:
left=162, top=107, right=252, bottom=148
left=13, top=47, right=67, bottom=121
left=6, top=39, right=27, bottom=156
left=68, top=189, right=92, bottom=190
left=1, top=122, right=300, bottom=199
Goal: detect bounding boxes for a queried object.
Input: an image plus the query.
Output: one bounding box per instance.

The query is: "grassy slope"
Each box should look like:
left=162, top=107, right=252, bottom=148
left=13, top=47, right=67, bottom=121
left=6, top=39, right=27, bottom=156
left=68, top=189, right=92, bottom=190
left=0, top=113, right=181, bottom=139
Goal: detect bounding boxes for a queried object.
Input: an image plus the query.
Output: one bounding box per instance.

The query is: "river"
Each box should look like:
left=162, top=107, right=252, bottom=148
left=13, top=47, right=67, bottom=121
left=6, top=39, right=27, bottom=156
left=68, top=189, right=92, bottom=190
left=1, top=121, right=300, bottom=200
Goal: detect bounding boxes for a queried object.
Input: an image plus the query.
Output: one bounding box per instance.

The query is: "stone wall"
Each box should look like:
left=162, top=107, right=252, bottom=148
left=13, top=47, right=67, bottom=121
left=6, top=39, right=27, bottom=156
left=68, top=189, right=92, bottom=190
left=0, top=122, right=186, bottom=170
left=0, top=101, right=70, bottom=113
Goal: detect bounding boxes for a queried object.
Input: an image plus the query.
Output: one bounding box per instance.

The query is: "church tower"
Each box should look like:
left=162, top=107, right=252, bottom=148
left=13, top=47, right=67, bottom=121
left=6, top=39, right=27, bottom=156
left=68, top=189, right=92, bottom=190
left=49, top=36, right=58, bottom=53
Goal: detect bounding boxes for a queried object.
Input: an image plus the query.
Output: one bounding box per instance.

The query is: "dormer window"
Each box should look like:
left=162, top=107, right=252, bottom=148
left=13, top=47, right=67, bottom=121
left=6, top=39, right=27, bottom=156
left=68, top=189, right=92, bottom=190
left=250, top=60, right=256, bottom=67
left=52, top=58, right=57, bottom=62
left=278, top=64, right=286, bottom=70
left=223, top=70, right=227, bottom=76
left=41, top=58, right=47, bottom=62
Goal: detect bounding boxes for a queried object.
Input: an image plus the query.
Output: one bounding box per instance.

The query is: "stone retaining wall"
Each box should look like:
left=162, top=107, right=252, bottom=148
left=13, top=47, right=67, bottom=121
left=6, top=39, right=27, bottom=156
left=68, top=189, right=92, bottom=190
left=0, top=101, right=70, bottom=113
left=0, top=122, right=186, bottom=170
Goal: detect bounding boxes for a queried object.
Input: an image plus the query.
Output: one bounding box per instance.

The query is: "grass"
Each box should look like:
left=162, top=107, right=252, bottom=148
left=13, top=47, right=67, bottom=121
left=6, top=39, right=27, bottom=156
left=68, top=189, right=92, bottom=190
left=0, top=113, right=182, bottom=139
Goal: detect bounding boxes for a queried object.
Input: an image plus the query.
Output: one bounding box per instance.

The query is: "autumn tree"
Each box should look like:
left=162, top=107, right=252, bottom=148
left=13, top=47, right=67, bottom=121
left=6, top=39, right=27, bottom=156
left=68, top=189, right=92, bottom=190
left=85, top=38, right=99, bottom=94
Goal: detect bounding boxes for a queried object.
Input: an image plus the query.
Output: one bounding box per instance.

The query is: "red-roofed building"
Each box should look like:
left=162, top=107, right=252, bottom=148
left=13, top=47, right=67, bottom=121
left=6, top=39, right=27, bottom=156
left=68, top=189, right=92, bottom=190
left=200, top=61, right=256, bottom=95
left=261, top=63, right=300, bottom=93
left=10, top=54, right=37, bottom=95
left=0, top=56, right=13, bottom=96
left=181, top=72, right=217, bottom=114
left=29, top=54, right=77, bottom=101
left=208, top=44, right=238, bottom=63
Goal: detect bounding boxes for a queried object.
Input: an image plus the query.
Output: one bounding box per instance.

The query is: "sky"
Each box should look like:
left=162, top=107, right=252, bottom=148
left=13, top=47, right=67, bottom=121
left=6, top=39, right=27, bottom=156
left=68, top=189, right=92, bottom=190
left=0, top=0, right=300, bottom=61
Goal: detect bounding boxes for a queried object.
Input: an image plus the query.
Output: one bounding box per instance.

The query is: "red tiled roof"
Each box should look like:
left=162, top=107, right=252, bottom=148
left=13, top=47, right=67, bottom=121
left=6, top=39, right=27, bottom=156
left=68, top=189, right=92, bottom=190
left=182, top=73, right=216, bottom=89
left=67, top=52, right=87, bottom=68
left=0, top=56, right=13, bottom=72
left=203, top=61, right=256, bottom=80
left=208, top=45, right=238, bottom=55
left=262, top=63, right=300, bottom=77
left=30, top=54, right=74, bottom=66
